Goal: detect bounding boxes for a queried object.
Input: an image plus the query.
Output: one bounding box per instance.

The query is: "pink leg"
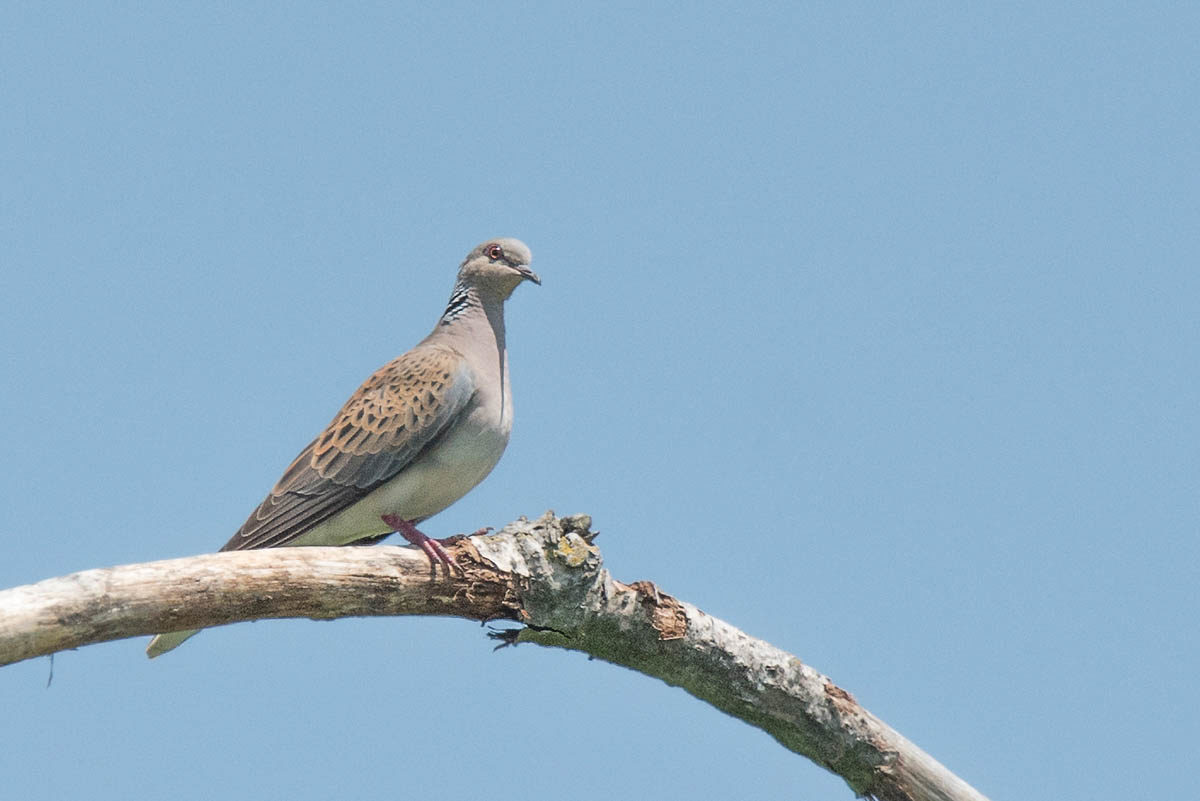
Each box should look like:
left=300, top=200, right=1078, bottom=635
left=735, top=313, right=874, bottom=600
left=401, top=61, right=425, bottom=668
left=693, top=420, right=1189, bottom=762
left=381, top=514, right=460, bottom=573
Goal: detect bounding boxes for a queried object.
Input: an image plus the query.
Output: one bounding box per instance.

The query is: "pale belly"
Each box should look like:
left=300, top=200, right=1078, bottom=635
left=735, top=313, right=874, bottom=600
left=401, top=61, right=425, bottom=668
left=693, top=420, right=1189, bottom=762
left=287, top=410, right=511, bottom=546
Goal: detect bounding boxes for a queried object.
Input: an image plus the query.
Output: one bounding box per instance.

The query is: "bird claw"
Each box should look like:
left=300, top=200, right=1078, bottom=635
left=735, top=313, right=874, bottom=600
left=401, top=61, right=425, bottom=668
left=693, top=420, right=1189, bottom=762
left=419, top=536, right=461, bottom=573
left=381, top=514, right=461, bottom=575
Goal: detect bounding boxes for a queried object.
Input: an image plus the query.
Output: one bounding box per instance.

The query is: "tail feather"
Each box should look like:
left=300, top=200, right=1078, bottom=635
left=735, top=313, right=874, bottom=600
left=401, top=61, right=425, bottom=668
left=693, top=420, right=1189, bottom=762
left=146, top=629, right=200, bottom=658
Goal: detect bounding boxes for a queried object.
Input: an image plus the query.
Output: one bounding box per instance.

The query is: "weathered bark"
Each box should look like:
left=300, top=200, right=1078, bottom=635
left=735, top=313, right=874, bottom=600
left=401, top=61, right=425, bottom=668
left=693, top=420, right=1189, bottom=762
left=0, top=511, right=988, bottom=801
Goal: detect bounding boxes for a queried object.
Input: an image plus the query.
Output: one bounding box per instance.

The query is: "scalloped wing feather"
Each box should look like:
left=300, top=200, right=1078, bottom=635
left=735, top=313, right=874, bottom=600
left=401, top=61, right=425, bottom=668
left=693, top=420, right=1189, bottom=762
left=221, top=346, right=476, bottom=551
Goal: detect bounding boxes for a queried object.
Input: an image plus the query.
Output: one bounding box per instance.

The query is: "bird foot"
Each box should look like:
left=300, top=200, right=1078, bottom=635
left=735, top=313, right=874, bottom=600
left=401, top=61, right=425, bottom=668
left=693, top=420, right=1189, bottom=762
left=381, top=514, right=460, bottom=574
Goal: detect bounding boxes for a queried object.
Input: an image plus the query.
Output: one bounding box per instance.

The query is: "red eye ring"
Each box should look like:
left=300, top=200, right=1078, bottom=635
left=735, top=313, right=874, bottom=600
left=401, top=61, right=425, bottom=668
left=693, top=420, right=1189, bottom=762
left=485, top=244, right=504, bottom=261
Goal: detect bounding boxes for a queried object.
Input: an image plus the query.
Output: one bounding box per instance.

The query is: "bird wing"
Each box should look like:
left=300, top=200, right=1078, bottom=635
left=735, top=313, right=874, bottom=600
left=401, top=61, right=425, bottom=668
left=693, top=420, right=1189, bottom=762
left=221, top=344, right=476, bottom=551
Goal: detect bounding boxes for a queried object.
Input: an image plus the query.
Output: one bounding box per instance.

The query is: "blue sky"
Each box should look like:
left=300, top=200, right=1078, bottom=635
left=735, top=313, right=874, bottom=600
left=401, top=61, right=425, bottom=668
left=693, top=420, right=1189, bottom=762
left=1, top=3, right=1196, bottom=799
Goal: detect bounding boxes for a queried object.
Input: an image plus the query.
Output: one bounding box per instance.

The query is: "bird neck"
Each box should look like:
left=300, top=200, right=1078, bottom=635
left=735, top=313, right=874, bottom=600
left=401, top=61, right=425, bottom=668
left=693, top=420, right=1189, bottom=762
left=435, top=280, right=508, bottom=354
left=430, top=279, right=512, bottom=425
left=438, top=277, right=478, bottom=325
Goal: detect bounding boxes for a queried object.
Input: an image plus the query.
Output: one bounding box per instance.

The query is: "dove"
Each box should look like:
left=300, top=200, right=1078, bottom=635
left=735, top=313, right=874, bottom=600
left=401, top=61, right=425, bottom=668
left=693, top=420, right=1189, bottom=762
left=147, top=238, right=538, bottom=657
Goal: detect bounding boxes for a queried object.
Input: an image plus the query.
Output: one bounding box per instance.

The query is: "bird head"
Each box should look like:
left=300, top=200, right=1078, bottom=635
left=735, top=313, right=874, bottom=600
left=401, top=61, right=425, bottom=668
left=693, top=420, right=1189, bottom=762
left=459, top=238, right=540, bottom=298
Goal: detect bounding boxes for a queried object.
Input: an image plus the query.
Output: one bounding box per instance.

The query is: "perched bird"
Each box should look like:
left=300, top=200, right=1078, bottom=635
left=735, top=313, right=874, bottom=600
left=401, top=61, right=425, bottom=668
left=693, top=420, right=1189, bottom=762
left=147, top=238, right=539, bottom=657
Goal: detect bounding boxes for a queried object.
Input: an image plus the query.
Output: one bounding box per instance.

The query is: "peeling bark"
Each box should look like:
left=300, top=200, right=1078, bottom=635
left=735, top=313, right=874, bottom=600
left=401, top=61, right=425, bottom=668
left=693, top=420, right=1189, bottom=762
left=0, top=512, right=989, bottom=801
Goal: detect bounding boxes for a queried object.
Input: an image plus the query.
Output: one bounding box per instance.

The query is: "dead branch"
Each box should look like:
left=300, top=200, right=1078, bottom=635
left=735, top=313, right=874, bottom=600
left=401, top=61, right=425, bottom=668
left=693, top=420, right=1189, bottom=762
left=0, top=511, right=989, bottom=801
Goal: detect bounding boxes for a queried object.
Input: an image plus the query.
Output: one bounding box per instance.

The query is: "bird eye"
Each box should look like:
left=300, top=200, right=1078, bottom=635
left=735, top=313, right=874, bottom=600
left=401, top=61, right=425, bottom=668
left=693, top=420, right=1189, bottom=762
left=485, top=244, right=504, bottom=261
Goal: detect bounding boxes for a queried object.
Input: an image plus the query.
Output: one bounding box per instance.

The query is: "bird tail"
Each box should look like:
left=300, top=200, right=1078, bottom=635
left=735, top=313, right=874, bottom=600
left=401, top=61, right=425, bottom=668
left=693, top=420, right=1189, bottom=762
left=146, top=629, right=200, bottom=658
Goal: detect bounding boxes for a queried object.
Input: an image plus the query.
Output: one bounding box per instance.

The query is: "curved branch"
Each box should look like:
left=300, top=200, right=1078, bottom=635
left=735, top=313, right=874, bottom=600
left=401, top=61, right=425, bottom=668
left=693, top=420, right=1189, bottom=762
left=0, top=512, right=989, bottom=801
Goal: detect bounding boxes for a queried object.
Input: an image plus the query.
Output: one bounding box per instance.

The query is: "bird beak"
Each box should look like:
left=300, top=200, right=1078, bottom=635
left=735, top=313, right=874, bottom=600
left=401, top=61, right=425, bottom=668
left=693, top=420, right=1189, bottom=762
left=518, top=266, right=541, bottom=286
